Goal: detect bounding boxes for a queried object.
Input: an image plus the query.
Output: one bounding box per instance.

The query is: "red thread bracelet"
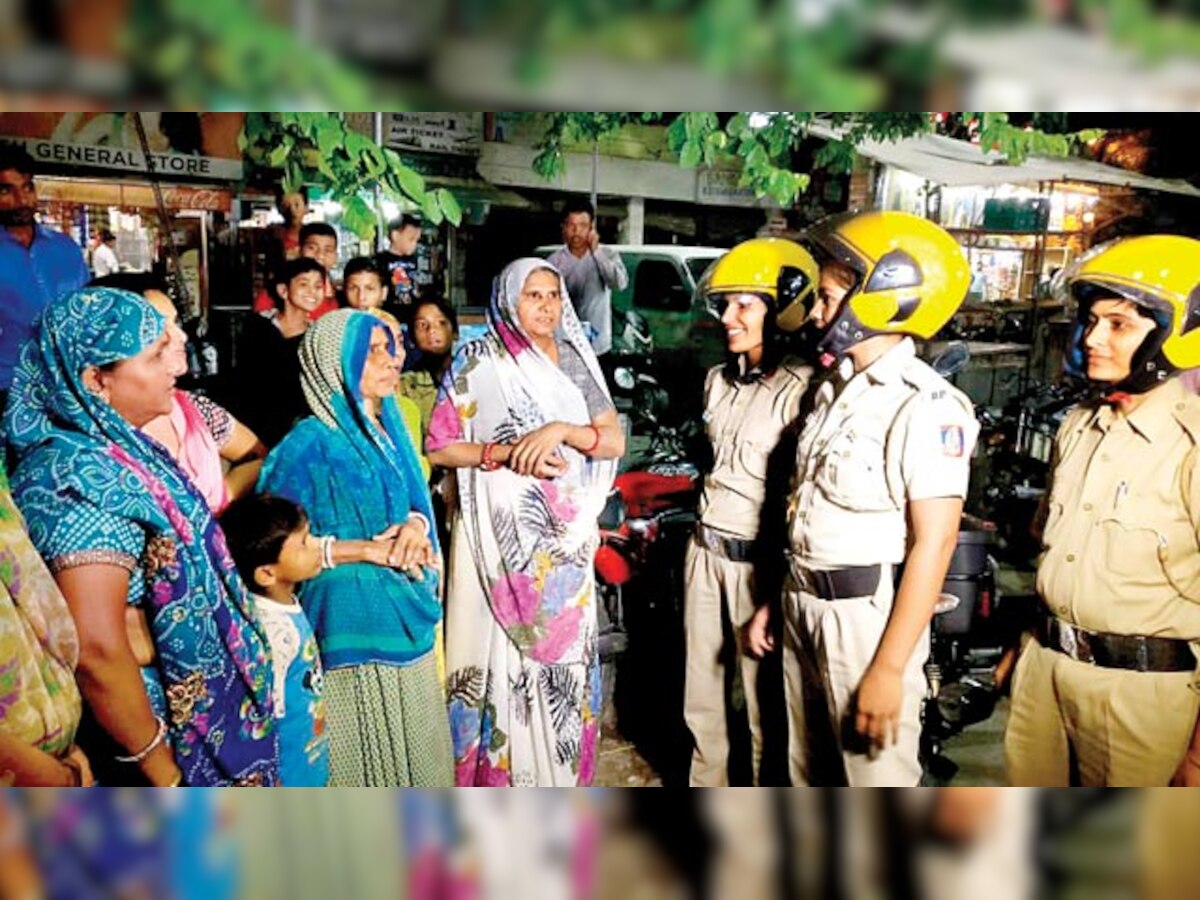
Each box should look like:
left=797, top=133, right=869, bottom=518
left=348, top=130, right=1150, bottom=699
left=580, top=425, right=601, bottom=455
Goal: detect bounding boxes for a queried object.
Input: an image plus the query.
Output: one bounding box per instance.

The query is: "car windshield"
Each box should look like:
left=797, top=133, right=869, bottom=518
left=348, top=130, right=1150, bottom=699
left=686, top=256, right=719, bottom=284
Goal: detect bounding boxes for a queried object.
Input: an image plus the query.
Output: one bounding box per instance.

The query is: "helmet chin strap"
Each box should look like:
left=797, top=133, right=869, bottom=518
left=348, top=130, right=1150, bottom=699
left=815, top=303, right=880, bottom=366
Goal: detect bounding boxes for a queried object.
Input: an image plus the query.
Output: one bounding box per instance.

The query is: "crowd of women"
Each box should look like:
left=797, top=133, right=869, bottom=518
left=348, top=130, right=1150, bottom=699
left=0, top=250, right=623, bottom=787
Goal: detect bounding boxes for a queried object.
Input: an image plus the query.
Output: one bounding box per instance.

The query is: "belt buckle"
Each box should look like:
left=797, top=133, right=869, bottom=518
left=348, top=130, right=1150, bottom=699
left=1057, top=620, right=1079, bottom=660
left=699, top=525, right=721, bottom=555
left=1058, top=621, right=1096, bottom=665
left=1134, top=638, right=1150, bottom=672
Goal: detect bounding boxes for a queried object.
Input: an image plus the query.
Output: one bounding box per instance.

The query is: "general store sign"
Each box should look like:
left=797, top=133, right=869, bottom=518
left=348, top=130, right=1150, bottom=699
left=0, top=113, right=244, bottom=180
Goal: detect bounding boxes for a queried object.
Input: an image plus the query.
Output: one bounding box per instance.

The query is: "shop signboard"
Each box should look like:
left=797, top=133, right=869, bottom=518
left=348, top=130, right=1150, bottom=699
left=696, top=166, right=764, bottom=208
left=0, top=113, right=244, bottom=180
left=36, top=179, right=234, bottom=212
left=983, top=197, right=1051, bottom=232
left=385, top=113, right=483, bottom=156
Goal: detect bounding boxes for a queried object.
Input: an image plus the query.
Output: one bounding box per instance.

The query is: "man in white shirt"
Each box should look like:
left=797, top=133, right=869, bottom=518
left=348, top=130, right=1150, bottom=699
left=92, top=229, right=120, bottom=277
left=545, top=199, right=628, bottom=359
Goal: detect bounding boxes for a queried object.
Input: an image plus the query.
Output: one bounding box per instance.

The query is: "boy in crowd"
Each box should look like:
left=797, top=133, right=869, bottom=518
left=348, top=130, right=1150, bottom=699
left=221, top=494, right=330, bottom=787
left=343, top=256, right=388, bottom=311
left=375, top=215, right=423, bottom=310
left=254, top=222, right=340, bottom=319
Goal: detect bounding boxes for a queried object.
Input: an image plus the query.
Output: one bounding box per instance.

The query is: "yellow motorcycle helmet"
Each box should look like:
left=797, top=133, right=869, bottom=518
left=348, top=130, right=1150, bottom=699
left=805, top=211, right=970, bottom=358
left=1062, top=235, right=1200, bottom=391
left=701, top=237, right=819, bottom=333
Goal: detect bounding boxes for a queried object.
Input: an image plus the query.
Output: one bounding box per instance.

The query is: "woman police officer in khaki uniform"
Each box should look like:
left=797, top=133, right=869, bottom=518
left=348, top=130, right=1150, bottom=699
left=1005, top=235, right=1200, bottom=787
left=749, top=211, right=979, bottom=786
left=684, top=238, right=818, bottom=786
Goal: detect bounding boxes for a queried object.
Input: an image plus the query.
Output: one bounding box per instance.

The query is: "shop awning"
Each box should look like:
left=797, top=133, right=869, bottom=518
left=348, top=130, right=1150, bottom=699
left=807, top=122, right=1200, bottom=198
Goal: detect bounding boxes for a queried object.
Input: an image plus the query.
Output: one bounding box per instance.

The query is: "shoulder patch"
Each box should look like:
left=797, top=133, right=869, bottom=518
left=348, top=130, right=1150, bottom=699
left=939, top=424, right=966, bottom=457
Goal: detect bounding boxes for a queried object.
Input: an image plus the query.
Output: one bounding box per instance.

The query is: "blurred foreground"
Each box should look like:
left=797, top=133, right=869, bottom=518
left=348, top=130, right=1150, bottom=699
left=1, top=2, right=1198, bottom=109
left=1, top=789, right=1198, bottom=900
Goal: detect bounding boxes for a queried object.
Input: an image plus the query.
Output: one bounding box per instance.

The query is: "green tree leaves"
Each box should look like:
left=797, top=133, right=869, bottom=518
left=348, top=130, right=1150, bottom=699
left=241, top=114, right=462, bottom=240
left=532, top=112, right=1105, bottom=210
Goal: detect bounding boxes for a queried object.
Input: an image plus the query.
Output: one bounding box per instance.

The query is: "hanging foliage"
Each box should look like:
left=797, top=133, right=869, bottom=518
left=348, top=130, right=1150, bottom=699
left=239, top=113, right=462, bottom=239
left=530, top=113, right=1106, bottom=209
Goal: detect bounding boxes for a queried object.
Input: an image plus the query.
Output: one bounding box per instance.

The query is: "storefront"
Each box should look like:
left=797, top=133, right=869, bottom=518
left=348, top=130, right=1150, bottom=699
left=32, top=177, right=235, bottom=320
left=0, top=112, right=245, bottom=320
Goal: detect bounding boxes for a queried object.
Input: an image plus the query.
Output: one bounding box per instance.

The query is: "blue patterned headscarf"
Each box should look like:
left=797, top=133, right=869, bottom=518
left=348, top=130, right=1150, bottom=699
left=298, top=309, right=438, bottom=556
left=3, top=288, right=278, bottom=786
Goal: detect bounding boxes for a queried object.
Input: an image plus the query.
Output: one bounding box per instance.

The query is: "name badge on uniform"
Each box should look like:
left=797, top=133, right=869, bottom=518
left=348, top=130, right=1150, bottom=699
left=939, top=425, right=965, bottom=458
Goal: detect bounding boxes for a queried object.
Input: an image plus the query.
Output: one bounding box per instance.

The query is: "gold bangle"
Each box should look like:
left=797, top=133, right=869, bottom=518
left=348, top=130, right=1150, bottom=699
left=165, top=772, right=184, bottom=788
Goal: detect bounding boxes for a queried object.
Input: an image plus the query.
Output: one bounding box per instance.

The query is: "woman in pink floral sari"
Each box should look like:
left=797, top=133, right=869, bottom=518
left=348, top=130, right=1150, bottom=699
left=427, top=258, right=623, bottom=786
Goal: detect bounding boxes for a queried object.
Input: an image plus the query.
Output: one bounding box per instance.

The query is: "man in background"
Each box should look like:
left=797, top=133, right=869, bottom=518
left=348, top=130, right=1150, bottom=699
left=91, top=228, right=120, bottom=277
left=546, top=199, right=628, bottom=362
left=0, top=143, right=89, bottom=412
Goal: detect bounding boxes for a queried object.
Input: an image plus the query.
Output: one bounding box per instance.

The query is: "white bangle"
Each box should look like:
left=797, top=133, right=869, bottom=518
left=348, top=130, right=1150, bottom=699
left=114, top=715, right=168, bottom=764
left=320, top=535, right=337, bottom=571
left=407, top=512, right=431, bottom=537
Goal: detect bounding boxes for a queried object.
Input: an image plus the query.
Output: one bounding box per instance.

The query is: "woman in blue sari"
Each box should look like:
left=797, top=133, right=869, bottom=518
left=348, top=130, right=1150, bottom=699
left=3, top=288, right=277, bottom=786
left=260, top=309, right=453, bottom=786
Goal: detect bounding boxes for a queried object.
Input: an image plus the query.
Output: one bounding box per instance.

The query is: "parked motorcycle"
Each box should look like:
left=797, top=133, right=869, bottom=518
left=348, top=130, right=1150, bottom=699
left=593, top=432, right=700, bottom=783
left=921, top=516, right=1007, bottom=781
left=595, top=467, right=699, bottom=662
left=973, top=379, right=1085, bottom=566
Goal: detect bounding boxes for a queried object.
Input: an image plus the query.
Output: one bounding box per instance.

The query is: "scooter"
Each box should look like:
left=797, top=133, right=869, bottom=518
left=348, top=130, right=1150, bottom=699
left=594, top=466, right=700, bottom=663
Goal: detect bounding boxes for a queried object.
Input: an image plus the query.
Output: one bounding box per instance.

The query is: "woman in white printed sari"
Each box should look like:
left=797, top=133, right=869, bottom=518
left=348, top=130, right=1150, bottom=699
left=427, top=258, right=624, bottom=786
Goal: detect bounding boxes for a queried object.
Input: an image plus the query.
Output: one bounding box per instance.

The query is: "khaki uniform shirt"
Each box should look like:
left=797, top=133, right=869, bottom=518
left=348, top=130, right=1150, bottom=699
left=1038, top=376, right=1200, bottom=649
left=699, top=357, right=811, bottom=540
left=787, top=338, right=979, bottom=568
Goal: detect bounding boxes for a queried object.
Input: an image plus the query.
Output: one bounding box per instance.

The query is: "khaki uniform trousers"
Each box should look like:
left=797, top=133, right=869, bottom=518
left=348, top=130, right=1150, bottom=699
left=683, top=538, right=763, bottom=786
left=1004, top=638, right=1199, bottom=786
left=781, top=567, right=928, bottom=787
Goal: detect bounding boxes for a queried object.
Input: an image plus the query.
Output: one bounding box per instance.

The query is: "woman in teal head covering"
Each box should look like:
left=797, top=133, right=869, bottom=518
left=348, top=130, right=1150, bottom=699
left=3, top=287, right=277, bottom=786
left=260, top=309, right=453, bottom=786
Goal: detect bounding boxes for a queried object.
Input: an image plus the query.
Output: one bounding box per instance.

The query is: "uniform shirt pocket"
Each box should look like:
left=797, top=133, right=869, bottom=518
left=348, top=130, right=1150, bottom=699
left=815, top=430, right=895, bottom=512
left=736, top=438, right=773, bottom=483
left=1096, top=513, right=1169, bottom=589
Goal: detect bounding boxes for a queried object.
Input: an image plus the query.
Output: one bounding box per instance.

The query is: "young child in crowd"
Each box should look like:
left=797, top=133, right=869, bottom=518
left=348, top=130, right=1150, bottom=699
left=220, top=494, right=330, bottom=787
left=375, top=215, right=423, bottom=310
left=342, top=256, right=388, bottom=311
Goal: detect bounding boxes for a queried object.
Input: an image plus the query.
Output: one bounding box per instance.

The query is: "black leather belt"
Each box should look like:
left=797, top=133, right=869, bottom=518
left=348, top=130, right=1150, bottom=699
left=1039, top=615, right=1196, bottom=673
left=694, top=522, right=757, bottom=563
left=803, top=564, right=893, bottom=601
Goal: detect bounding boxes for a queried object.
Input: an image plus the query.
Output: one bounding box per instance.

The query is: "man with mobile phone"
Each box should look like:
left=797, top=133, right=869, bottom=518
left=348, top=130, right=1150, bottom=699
left=546, top=199, right=628, bottom=362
